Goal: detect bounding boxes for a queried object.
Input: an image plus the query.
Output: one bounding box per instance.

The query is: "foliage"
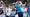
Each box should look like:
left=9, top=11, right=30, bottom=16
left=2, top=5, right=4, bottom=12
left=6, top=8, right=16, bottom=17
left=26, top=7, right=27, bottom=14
left=2, top=0, right=30, bottom=4
left=27, top=0, right=30, bottom=3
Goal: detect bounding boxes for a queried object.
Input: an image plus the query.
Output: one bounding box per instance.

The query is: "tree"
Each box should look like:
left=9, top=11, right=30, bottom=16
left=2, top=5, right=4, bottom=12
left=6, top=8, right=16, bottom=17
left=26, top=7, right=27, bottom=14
left=2, top=0, right=17, bottom=4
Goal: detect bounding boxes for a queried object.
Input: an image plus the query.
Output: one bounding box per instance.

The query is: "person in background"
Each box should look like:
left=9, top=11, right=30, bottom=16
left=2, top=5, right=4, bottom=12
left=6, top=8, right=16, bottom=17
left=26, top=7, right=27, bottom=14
left=2, top=5, right=6, bottom=15
left=5, top=4, right=12, bottom=17
left=0, top=0, right=5, bottom=8
left=27, top=4, right=30, bottom=17
left=21, top=4, right=27, bottom=17
left=0, top=8, right=3, bottom=15
left=11, top=4, right=16, bottom=17
left=0, top=8, right=6, bottom=17
left=15, top=8, right=18, bottom=17
left=16, top=1, right=23, bottom=17
left=1, top=2, right=4, bottom=8
left=2, top=2, right=6, bottom=15
left=2, top=4, right=7, bottom=17
left=0, top=2, right=2, bottom=8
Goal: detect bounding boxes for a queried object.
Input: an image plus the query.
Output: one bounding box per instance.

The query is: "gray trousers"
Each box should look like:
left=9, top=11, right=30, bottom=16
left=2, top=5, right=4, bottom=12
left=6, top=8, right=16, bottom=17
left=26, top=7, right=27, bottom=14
left=23, top=13, right=27, bottom=17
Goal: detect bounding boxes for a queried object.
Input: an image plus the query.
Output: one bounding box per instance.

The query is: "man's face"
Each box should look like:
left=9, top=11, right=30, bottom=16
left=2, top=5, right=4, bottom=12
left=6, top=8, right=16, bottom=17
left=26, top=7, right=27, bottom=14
left=22, top=4, right=25, bottom=8
left=7, top=4, right=10, bottom=8
left=12, top=6, right=14, bottom=8
left=22, top=4, right=25, bottom=6
left=12, top=5, right=15, bottom=10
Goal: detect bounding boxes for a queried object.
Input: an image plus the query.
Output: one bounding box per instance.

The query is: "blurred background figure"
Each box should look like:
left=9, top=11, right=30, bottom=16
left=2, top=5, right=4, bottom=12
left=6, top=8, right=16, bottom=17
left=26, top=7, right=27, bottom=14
left=22, top=0, right=28, bottom=7
left=11, top=4, right=16, bottom=17
left=0, top=8, right=6, bottom=17
left=5, top=4, right=12, bottom=17
left=27, top=4, right=30, bottom=17
left=22, top=4, right=27, bottom=17
left=0, top=8, right=3, bottom=15
left=16, top=1, right=23, bottom=17
left=0, top=0, right=5, bottom=8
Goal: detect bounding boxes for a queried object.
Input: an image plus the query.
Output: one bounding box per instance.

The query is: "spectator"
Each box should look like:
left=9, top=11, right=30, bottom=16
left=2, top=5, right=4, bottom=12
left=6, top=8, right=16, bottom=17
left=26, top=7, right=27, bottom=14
left=0, top=9, right=3, bottom=15
left=0, top=0, right=5, bottom=8
left=21, top=4, right=27, bottom=17
left=0, top=8, right=6, bottom=17
left=16, top=1, right=23, bottom=17
left=6, top=4, right=12, bottom=17
left=1, top=2, right=4, bottom=8
left=1, top=2, right=5, bottom=15
left=11, top=4, right=16, bottom=17
left=27, top=4, right=30, bottom=17
left=2, top=7, right=6, bottom=15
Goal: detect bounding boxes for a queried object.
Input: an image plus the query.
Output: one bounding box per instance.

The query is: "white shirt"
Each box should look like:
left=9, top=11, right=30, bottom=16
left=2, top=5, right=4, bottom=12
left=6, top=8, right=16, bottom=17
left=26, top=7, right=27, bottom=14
left=21, top=7, right=27, bottom=12
left=15, top=14, right=18, bottom=17
left=6, top=8, right=12, bottom=16
left=21, top=8, right=27, bottom=17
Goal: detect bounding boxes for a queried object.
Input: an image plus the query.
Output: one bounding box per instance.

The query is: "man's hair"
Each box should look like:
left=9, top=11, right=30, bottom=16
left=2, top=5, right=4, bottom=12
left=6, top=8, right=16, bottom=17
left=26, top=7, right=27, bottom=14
left=6, top=4, right=10, bottom=6
left=6, top=4, right=8, bottom=6
left=22, top=2, right=25, bottom=4
left=11, top=4, right=15, bottom=6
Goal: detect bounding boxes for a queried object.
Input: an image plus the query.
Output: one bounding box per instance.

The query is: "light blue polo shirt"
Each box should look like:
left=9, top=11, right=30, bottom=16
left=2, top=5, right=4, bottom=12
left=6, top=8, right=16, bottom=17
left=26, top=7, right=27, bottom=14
left=16, top=4, right=22, bottom=12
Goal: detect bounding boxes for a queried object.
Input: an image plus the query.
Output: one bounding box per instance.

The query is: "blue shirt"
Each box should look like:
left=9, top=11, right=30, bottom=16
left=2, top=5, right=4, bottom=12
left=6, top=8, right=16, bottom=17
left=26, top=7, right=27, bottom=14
left=11, top=11, right=16, bottom=16
left=16, top=4, right=22, bottom=12
left=3, top=8, right=6, bottom=13
left=27, top=8, right=30, bottom=15
left=3, top=8, right=6, bottom=12
left=2, top=8, right=6, bottom=15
